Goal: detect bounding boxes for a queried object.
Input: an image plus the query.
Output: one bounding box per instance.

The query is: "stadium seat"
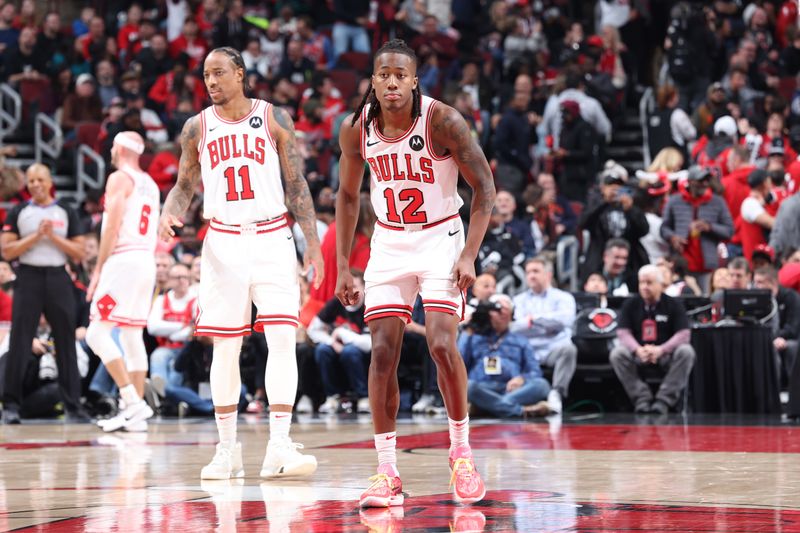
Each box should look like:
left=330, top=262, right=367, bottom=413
left=75, top=121, right=102, bottom=152
left=329, top=70, right=359, bottom=103
left=336, top=51, right=371, bottom=73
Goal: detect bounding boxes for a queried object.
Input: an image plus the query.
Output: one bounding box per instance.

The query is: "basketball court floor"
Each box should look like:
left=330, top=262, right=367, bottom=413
left=2, top=412, right=800, bottom=532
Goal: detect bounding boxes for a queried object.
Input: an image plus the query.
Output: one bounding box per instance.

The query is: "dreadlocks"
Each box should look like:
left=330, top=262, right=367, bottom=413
left=351, top=39, right=422, bottom=134
left=208, top=46, right=250, bottom=94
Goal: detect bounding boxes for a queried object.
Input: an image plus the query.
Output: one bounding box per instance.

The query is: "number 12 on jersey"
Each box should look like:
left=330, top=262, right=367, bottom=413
left=383, top=188, right=427, bottom=224
left=224, top=165, right=255, bottom=202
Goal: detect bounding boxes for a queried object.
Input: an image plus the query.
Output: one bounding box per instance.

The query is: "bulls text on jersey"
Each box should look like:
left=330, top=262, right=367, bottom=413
left=206, top=133, right=267, bottom=170
left=366, top=153, right=435, bottom=184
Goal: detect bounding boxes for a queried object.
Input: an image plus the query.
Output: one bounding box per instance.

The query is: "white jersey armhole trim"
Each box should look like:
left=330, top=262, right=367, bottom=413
left=425, top=99, right=451, bottom=161
left=264, top=102, right=277, bottom=151
left=197, top=110, right=206, bottom=162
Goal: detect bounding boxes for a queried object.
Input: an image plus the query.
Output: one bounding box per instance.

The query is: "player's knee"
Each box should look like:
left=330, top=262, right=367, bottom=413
left=85, top=322, right=121, bottom=364
left=370, top=342, right=395, bottom=366
left=428, top=337, right=456, bottom=363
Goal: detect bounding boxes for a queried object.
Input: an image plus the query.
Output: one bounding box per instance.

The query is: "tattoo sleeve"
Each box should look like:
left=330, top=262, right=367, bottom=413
left=432, top=106, right=496, bottom=259
left=162, top=115, right=202, bottom=219
left=273, top=106, right=320, bottom=249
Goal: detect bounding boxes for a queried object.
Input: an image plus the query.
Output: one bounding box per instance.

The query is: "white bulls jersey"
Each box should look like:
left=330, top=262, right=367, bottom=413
left=198, top=99, right=286, bottom=225
left=107, top=168, right=160, bottom=254
left=362, top=95, right=463, bottom=227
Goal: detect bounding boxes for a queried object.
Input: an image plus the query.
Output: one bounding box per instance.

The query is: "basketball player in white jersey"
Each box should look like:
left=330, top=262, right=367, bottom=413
left=86, top=131, right=159, bottom=432
left=158, top=47, right=323, bottom=480
left=336, top=40, right=496, bottom=507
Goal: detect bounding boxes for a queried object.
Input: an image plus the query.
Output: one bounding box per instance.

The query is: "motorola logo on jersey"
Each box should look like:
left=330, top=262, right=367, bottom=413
left=249, top=116, right=263, bottom=129
left=366, top=154, right=435, bottom=183
left=207, top=133, right=267, bottom=170
left=409, top=135, right=424, bottom=151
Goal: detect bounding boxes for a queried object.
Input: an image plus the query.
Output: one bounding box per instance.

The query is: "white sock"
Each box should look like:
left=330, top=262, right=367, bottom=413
left=269, top=411, right=291, bottom=441
left=448, top=416, right=470, bottom=451
left=215, top=411, right=237, bottom=447
left=374, top=432, right=399, bottom=476
left=120, top=384, right=140, bottom=407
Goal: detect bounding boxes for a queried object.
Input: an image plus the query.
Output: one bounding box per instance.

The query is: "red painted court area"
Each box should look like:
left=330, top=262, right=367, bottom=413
left=9, top=491, right=800, bottom=533
left=325, top=423, right=800, bottom=454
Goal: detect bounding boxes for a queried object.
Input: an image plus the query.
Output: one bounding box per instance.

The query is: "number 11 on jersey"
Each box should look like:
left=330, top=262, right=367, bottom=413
left=224, top=165, right=255, bottom=202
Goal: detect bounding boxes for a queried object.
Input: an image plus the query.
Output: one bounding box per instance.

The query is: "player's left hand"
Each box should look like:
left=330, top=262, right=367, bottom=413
left=452, top=254, right=476, bottom=290
left=85, top=270, right=100, bottom=302
left=303, top=245, right=325, bottom=289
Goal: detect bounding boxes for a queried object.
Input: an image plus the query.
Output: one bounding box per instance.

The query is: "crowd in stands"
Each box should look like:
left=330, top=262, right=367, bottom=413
left=4, top=0, right=800, bottom=421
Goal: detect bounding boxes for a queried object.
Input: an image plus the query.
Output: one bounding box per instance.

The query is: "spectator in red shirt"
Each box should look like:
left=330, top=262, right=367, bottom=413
left=79, top=16, right=108, bottom=64
left=739, top=169, right=775, bottom=261
left=169, top=18, right=207, bottom=71
left=721, top=145, right=756, bottom=223
left=296, top=15, right=334, bottom=70
left=148, top=143, right=180, bottom=195
left=117, top=3, right=143, bottom=63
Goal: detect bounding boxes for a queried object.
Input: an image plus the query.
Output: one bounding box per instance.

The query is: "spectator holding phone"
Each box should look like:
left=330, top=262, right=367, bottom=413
left=579, top=160, right=650, bottom=283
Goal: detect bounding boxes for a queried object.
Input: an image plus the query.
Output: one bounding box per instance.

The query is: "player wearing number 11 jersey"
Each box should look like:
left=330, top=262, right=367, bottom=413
left=335, top=40, right=496, bottom=508
left=159, top=47, right=323, bottom=481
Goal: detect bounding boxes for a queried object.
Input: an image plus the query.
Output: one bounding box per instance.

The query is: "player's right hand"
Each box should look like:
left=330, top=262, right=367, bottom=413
left=158, top=213, right=183, bottom=242
left=335, top=269, right=360, bottom=306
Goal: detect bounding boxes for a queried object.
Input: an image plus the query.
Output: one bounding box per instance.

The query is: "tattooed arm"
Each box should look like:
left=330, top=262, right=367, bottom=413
left=334, top=114, right=366, bottom=306
left=158, top=115, right=201, bottom=241
left=269, top=104, right=324, bottom=288
left=430, top=103, right=496, bottom=290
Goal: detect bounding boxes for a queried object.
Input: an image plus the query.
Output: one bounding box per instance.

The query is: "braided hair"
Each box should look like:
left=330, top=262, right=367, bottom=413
left=351, top=39, right=422, bottom=134
left=208, top=46, right=250, bottom=94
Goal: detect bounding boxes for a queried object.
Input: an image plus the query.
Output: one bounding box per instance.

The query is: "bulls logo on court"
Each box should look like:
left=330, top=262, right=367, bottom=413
left=588, top=308, right=618, bottom=334
left=249, top=116, right=263, bottom=129
left=409, top=135, right=424, bottom=151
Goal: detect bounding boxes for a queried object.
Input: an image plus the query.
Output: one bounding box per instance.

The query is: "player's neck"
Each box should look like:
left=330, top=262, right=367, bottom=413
left=378, top=105, right=414, bottom=135
left=214, top=95, right=252, bottom=121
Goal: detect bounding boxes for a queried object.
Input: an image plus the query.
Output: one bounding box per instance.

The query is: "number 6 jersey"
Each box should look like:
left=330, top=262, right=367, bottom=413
left=361, top=95, right=463, bottom=228
left=197, top=99, right=287, bottom=225
left=106, top=168, right=160, bottom=255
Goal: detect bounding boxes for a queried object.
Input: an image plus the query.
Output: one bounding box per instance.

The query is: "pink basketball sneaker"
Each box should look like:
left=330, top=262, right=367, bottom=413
left=359, top=464, right=404, bottom=508
left=449, top=446, right=485, bottom=504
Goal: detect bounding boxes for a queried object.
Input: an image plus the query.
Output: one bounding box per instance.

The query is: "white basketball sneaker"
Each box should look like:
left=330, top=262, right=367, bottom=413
left=201, top=442, right=245, bottom=480
left=100, top=400, right=154, bottom=433
left=260, top=437, right=317, bottom=478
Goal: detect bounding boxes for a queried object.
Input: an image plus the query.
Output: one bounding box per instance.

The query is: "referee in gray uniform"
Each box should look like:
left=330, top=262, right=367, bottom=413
left=0, top=164, right=87, bottom=423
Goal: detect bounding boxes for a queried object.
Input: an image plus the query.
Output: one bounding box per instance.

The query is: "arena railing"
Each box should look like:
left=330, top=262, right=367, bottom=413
left=34, top=112, right=63, bottom=164
left=0, top=83, right=20, bottom=142
left=639, top=86, right=655, bottom=168
left=76, top=143, right=106, bottom=203
left=557, top=235, right=579, bottom=292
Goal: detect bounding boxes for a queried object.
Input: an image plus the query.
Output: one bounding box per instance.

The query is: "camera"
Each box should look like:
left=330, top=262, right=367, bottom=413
left=468, top=299, right=502, bottom=335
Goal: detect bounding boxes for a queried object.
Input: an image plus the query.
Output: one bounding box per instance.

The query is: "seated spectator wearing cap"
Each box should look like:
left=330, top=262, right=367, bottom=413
left=579, top=161, right=649, bottom=281
left=693, top=115, right=739, bottom=174
left=691, top=83, right=728, bottom=139
left=764, top=139, right=791, bottom=215
left=510, top=256, right=578, bottom=414
left=739, top=169, right=775, bottom=261
left=459, top=293, right=551, bottom=418
left=761, top=113, right=798, bottom=167
left=752, top=244, right=776, bottom=271
left=753, top=265, right=800, bottom=383
left=610, top=265, right=696, bottom=414
left=60, top=73, right=103, bottom=134
left=661, top=166, right=733, bottom=293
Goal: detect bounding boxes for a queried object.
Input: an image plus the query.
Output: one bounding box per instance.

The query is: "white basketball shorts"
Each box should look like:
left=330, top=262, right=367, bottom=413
left=364, top=214, right=466, bottom=323
left=195, top=215, right=300, bottom=337
left=90, top=250, right=156, bottom=327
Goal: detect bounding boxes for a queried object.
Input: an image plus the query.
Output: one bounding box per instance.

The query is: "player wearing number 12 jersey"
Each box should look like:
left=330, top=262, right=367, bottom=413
left=159, top=47, right=323, bottom=481
left=86, top=131, right=159, bottom=432
left=335, top=40, right=496, bottom=508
